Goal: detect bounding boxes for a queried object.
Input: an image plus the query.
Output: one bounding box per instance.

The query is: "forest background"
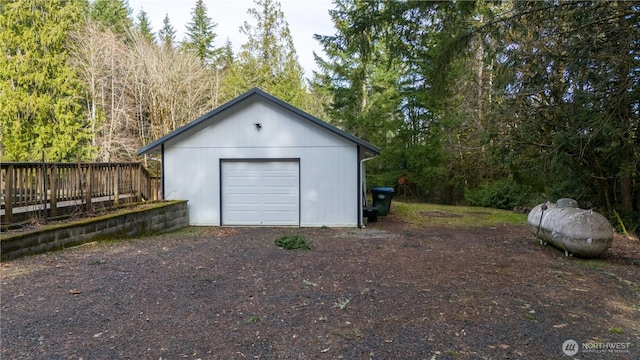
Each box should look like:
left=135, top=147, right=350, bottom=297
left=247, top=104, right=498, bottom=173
left=1, top=0, right=638, bottom=233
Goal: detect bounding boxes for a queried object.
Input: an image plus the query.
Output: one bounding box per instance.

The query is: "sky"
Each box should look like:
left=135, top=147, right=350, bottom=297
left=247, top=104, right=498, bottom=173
left=127, top=0, right=336, bottom=79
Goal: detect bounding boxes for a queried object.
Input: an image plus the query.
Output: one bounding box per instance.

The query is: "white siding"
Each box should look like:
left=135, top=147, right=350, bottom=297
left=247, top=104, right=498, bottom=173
left=163, top=97, right=359, bottom=227
left=169, top=97, right=347, bottom=150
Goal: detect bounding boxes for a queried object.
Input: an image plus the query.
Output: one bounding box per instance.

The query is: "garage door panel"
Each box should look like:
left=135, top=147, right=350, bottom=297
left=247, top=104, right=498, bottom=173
left=263, top=176, right=296, bottom=186
left=225, top=194, right=259, bottom=204
left=263, top=194, right=296, bottom=204
left=226, top=176, right=260, bottom=187
left=263, top=190, right=296, bottom=198
left=264, top=181, right=297, bottom=188
left=225, top=186, right=259, bottom=193
left=263, top=212, right=296, bottom=223
left=224, top=210, right=261, bottom=225
left=222, top=161, right=299, bottom=226
left=263, top=180, right=296, bottom=188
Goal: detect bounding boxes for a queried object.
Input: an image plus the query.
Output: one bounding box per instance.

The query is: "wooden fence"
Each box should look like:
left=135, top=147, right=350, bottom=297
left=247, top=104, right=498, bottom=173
left=1, top=162, right=159, bottom=226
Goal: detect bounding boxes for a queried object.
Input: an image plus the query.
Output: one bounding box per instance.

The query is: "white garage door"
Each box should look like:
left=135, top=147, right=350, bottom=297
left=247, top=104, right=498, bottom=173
left=221, top=161, right=299, bottom=226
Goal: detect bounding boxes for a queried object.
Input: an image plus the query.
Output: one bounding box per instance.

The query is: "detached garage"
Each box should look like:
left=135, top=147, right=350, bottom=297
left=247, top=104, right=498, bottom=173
left=137, top=88, right=380, bottom=227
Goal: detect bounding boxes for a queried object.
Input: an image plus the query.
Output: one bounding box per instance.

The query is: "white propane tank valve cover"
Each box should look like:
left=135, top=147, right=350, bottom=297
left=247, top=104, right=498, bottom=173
left=557, top=198, right=578, bottom=208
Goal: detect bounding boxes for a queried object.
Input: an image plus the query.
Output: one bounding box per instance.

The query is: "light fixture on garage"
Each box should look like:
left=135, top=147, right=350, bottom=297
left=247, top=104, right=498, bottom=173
left=254, top=122, right=262, bottom=131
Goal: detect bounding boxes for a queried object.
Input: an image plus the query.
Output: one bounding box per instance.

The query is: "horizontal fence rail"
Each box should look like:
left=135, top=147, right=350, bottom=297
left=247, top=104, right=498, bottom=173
left=1, top=162, right=160, bottom=227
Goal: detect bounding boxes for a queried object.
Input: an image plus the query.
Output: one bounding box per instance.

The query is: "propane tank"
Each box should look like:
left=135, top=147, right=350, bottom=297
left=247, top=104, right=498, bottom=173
left=527, top=199, right=613, bottom=258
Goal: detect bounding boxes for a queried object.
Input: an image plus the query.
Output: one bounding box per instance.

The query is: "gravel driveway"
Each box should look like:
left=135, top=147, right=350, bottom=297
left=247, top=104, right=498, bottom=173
left=1, top=218, right=639, bottom=359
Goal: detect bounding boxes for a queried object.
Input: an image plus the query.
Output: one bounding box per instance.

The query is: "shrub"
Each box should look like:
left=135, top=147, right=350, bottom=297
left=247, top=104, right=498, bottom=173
left=465, top=179, right=535, bottom=210
left=274, top=235, right=311, bottom=250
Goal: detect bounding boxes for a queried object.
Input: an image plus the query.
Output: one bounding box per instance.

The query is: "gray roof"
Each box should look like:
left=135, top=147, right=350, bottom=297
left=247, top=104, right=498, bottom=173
left=136, top=87, right=381, bottom=156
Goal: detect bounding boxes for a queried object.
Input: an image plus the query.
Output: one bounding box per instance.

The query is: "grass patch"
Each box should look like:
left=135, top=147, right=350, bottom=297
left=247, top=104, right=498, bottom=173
left=580, top=259, right=609, bottom=271
left=393, top=201, right=528, bottom=228
left=330, top=330, right=352, bottom=340
left=609, top=327, right=624, bottom=334
left=275, top=235, right=311, bottom=250
left=446, top=349, right=460, bottom=359
left=603, top=271, right=640, bottom=296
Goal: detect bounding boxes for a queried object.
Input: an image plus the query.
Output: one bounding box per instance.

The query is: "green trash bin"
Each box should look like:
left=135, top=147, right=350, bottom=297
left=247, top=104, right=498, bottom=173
left=371, top=187, right=395, bottom=216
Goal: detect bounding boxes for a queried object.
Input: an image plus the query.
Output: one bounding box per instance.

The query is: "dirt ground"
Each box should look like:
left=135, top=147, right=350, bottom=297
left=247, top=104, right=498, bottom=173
left=1, top=212, right=639, bottom=359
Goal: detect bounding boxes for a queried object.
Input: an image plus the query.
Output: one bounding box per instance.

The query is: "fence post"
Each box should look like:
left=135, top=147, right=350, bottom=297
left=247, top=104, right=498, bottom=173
left=113, top=165, right=119, bottom=206
left=50, top=164, right=58, bottom=218
left=142, top=164, right=150, bottom=201
left=85, top=164, right=93, bottom=214
left=136, top=164, right=140, bottom=201
left=41, top=153, right=47, bottom=222
left=137, top=163, right=144, bottom=201
left=130, top=164, right=136, bottom=203
left=4, top=165, right=14, bottom=223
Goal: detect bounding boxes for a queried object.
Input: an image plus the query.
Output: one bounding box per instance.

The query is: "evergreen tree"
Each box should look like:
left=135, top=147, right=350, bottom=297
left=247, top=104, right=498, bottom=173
left=157, top=14, right=176, bottom=50
left=230, top=0, right=307, bottom=108
left=212, top=38, right=235, bottom=103
left=184, top=0, right=217, bottom=64
left=136, top=9, right=154, bottom=44
left=90, top=0, right=133, bottom=37
left=314, top=0, right=390, bottom=142
left=314, top=0, right=441, bottom=194
left=313, top=0, right=485, bottom=201
left=487, top=1, right=640, bottom=224
left=0, top=0, right=91, bottom=161
left=217, top=38, right=234, bottom=73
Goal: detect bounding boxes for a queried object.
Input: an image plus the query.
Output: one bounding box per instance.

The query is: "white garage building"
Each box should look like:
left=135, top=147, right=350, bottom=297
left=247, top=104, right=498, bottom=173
left=137, top=88, right=380, bottom=227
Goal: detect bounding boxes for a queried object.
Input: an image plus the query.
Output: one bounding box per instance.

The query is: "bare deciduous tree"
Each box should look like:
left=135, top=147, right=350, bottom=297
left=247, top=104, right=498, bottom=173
left=70, top=24, right=223, bottom=164
left=69, top=22, right=138, bottom=162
